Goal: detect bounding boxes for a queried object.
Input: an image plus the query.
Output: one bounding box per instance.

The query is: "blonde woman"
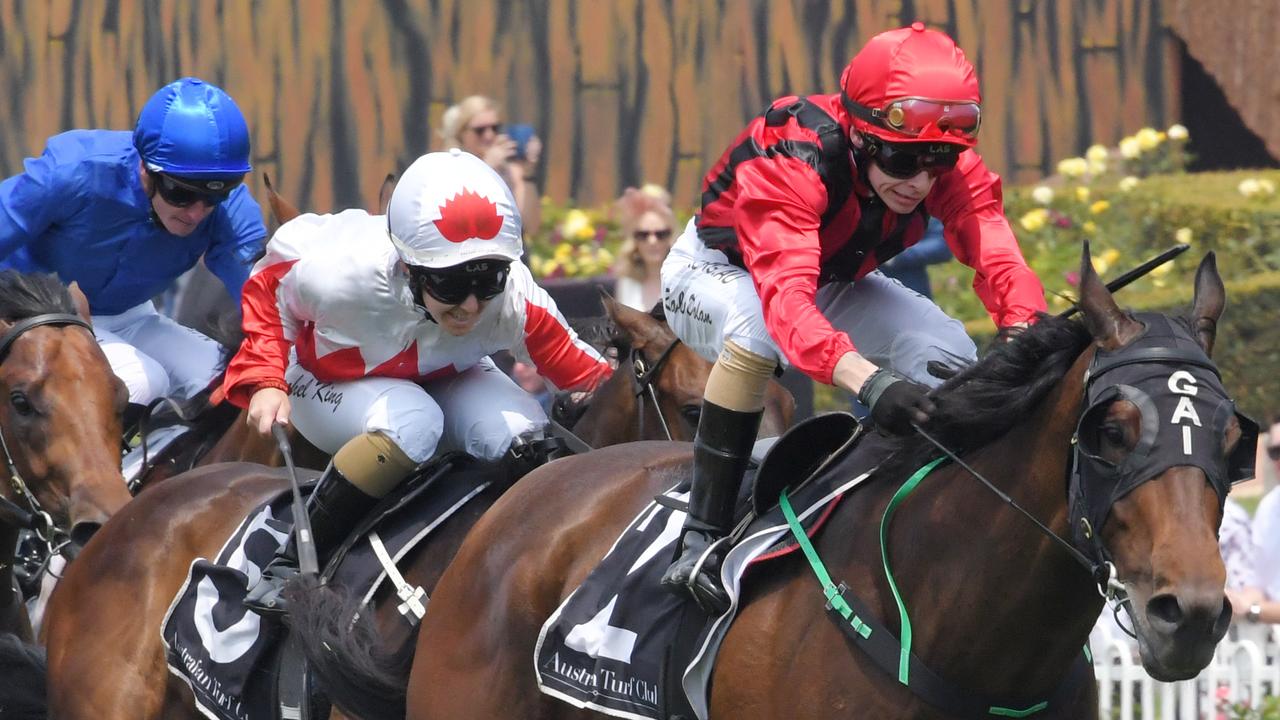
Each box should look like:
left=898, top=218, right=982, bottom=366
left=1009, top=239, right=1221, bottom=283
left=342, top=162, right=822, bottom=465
left=612, top=185, right=676, bottom=311
left=439, top=95, right=542, bottom=234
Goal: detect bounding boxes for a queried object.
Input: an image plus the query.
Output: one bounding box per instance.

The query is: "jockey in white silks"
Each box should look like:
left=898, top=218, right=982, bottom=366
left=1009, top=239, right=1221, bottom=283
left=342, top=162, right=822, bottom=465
left=215, top=149, right=612, bottom=614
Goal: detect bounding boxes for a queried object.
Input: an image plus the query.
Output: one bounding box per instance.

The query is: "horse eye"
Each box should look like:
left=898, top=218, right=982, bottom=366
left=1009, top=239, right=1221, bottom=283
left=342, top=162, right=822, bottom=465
left=680, top=405, right=701, bottom=425
left=10, top=391, right=33, bottom=416
left=1100, top=424, right=1125, bottom=447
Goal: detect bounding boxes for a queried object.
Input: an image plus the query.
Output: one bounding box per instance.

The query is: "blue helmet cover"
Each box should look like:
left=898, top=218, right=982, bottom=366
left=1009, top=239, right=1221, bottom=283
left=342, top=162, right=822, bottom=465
left=133, top=77, right=251, bottom=179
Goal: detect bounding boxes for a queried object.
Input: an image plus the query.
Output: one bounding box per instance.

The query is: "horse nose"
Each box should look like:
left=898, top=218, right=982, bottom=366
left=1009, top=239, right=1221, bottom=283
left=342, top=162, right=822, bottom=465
left=68, top=520, right=103, bottom=553
left=1145, top=587, right=1231, bottom=638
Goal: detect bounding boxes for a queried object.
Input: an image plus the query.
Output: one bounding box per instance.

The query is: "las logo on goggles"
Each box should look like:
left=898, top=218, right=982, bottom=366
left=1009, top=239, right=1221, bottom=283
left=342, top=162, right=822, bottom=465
left=844, top=94, right=981, bottom=141
left=410, top=261, right=511, bottom=305
left=860, top=134, right=960, bottom=179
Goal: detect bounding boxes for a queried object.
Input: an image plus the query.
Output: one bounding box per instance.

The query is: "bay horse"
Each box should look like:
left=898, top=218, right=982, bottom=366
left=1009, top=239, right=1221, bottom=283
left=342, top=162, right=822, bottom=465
left=382, top=249, right=1247, bottom=720
left=2, top=269, right=794, bottom=719
left=0, top=272, right=133, bottom=642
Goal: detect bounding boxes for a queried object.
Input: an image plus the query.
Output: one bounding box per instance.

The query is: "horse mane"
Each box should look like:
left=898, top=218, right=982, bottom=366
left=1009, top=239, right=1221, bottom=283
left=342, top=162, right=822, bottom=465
left=879, top=313, right=1093, bottom=479
left=0, top=271, right=77, bottom=321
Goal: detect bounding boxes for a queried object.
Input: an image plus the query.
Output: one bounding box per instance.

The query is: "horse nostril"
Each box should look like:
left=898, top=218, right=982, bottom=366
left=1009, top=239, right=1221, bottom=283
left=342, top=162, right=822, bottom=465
left=1146, top=593, right=1184, bottom=627
left=69, top=521, right=102, bottom=550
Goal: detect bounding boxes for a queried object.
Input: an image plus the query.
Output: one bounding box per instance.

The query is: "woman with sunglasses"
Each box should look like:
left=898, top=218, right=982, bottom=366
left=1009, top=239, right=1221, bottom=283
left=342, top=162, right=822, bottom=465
left=659, top=24, right=1048, bottom=614
left=613, top=185, right=677, bottom=311
left=218, top=149, right=611, bottom=614
left=0, top=77, right=264, bottom=429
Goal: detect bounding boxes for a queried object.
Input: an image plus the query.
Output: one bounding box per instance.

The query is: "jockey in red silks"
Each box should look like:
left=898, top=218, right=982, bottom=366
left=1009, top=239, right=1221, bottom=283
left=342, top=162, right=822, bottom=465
left=660, top=24, right=1047, bottom=614
left=216, top=149, right=612, bottom=615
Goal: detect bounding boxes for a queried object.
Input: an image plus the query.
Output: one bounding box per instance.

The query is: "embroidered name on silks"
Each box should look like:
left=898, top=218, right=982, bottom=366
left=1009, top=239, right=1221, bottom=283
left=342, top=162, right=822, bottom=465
left=1166, top=370, right=1201, bottom=456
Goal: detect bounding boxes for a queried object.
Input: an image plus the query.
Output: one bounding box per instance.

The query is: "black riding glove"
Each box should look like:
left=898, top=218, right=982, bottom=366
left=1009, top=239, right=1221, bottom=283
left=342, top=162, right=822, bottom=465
left=857, top=368, right=936, bottom=436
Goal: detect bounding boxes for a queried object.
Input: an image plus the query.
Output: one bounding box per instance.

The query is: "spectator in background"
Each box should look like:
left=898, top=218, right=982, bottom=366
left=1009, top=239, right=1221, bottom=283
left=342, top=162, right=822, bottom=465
left=511, top=359, right=553, bottom=414
left=877, top=216, right=952, bottom=298
left=1249, top=416, right=1280, bottom=616
left=439, top=95, right=542, bottom=235
left=613, top=185, right=676, bottom=311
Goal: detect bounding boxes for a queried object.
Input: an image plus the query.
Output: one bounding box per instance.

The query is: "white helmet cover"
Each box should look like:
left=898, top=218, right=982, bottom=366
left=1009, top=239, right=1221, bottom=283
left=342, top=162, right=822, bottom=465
left=387, top=149, right=523, bottom=269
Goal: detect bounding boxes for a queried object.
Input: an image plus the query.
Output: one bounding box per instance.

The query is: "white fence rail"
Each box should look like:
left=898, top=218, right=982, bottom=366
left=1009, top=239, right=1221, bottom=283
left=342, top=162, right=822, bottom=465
left=1094, top=623, right=1280, bottom=719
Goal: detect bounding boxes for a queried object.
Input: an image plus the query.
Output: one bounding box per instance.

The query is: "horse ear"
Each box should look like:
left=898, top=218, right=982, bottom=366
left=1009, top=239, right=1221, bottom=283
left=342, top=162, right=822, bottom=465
left=263, top=173, right=302, bottom=226
left=1189, top=252, right=1225, bottom=356
left=599, top=288, right=660, bottom=347
left=1078, top=241, right=1137, bottom=348
left=67, top=281, right=93, bottom=324
left=378, top=173, right=398, bottom=214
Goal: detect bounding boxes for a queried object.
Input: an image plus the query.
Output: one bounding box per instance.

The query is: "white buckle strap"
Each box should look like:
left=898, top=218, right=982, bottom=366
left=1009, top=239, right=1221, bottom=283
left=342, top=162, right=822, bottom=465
left=367, top=531, right=427, bottom=622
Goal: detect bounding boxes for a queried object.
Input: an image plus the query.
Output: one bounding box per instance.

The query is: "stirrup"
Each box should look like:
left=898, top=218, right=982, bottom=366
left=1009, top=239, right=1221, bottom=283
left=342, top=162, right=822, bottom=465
left=683, top=535, right=732, bottom=615
left=244, top=557, right=300, bottom=616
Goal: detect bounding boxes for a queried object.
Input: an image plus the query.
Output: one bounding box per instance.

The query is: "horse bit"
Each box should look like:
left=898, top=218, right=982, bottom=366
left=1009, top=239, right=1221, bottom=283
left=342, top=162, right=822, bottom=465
left=630, top=338, right=682, bottom=440
left=0, top=313, right=95, bottom=567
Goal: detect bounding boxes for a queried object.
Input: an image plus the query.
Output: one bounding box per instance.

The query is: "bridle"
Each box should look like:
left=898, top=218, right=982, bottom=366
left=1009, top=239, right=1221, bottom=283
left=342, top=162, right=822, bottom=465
left=630, top=338, right=682, bottom=441
left=0, top=313, right=94, bottom=554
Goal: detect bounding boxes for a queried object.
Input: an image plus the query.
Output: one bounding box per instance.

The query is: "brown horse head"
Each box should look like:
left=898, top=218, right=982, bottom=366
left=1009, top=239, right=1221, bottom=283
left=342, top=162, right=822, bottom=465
left=0, top=273, right=131, bottom=550
left=564, top=293, right=794, bottom=446
left=1076, top=245, right=1241, bottom=680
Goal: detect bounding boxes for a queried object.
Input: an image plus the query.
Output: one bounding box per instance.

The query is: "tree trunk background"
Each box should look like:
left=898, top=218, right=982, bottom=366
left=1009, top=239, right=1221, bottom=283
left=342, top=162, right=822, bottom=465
left=0, top=0, right=1186, bottom=214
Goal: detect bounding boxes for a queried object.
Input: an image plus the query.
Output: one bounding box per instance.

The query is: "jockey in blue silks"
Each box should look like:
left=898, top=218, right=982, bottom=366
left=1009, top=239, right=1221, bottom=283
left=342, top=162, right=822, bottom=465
left=0, top=77, right=266, bottom=426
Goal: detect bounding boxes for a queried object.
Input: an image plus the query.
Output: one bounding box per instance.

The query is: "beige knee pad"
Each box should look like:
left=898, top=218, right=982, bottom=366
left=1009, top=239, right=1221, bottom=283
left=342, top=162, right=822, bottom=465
left=333, top=432, right=418, bottom=499
left=703, top=340, right=777, bottom=412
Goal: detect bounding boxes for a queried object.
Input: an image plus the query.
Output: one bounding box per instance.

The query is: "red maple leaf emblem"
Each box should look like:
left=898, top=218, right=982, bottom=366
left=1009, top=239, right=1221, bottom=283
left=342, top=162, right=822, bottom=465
left=434, top=189, right=503, bottom=243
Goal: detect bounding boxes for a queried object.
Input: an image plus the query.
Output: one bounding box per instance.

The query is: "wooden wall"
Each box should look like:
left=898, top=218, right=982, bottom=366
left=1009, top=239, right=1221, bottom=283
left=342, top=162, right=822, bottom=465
left=1166, top=0, right=1280, bottom=163
left=0, top=0, right=1180, bottom=214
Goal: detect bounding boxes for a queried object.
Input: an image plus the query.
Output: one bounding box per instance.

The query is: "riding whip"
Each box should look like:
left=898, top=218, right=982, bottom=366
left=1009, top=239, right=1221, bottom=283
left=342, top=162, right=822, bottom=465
left=272, top=423, right=320, bottom=577
left=1057, top=243, right=1190, bottom=319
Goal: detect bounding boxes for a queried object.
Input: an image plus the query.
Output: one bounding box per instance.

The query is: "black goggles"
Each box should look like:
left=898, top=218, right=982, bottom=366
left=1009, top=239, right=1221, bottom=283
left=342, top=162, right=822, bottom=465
left=860, top=134, right=960, bottom=180
left=149, top=171, right=241, bottom=208
left=410, top=261, right=511, bottom=305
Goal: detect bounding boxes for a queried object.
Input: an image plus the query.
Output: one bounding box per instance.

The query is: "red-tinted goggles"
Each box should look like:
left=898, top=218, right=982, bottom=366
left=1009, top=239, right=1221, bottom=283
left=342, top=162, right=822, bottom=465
left=410, top=261, right=511, bottom=305
left=149, top=171, right=240, bottom=208
left=861, top=134, right=960, bottom=179
left=845, top=95, right=981, bottom=141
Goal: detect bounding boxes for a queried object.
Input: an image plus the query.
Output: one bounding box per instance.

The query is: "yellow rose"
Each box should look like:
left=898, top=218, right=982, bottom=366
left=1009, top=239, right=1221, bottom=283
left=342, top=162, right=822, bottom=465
left=1259, top=179, right=1277, bottom=195
left=1082, top=221, right=1097, bottom=235
left=1150, top=261, right=1172, bottom=277
left=1095, top=255, right=1112, bottom=275
left=1167, top=124, right=1189, bottom=141
left=1019, top=208, right=1048, bottom=232
left=1135, top=127, right=1161, bottom=151
left=1174, top=227, right=1193, bottom=245
left=1118, top=176, right=1140, bottom=192
left=1100, top=248, right=1120, bottom=266
left=560, top=209, right=591, bottom=239
left=1031, top=185, right=1055, bottom=205
left=1119, top=137, right=1140, bottom=159
left=598, top=248, right=615, bottom=266
left=1089, top=200, right=1110, bottom=214
left=554, top=242, right=574, bottom=262
left=562, top=259, right=580, bottom=277
left=1088, top=159, right=1107, bottom=177
left=1057, top=157, right=1088, bottom=178
left=1075, top=186, right=1091, bottom=202
left=1239, top=178, right=1261, bottom=198
left=1086, top=144, right=1109, bottom=163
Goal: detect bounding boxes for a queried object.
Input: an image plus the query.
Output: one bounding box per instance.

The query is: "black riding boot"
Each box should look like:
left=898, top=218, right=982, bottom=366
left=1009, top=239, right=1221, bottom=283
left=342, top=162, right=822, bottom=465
left=660, top=402, right=763, bottom=615
left=244, top=463, right=379, bottom=616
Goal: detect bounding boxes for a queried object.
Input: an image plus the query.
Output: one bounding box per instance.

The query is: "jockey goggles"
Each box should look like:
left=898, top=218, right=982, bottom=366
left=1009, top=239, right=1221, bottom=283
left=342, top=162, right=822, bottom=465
left=410, top=260, right=511, bottom=305
left=149, top=170, right=241, bottom=208
left=860, top=134, right=961, bottom=179
left=845, top=95, right=982, bottom=141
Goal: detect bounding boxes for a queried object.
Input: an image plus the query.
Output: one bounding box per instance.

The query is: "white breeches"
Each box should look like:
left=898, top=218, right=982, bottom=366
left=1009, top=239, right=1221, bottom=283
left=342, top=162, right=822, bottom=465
left=93, top=301, right=225, bottom=404
left=660, top=218, right=977, bottom=387
left=285, top=355, right=548, bottom=463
